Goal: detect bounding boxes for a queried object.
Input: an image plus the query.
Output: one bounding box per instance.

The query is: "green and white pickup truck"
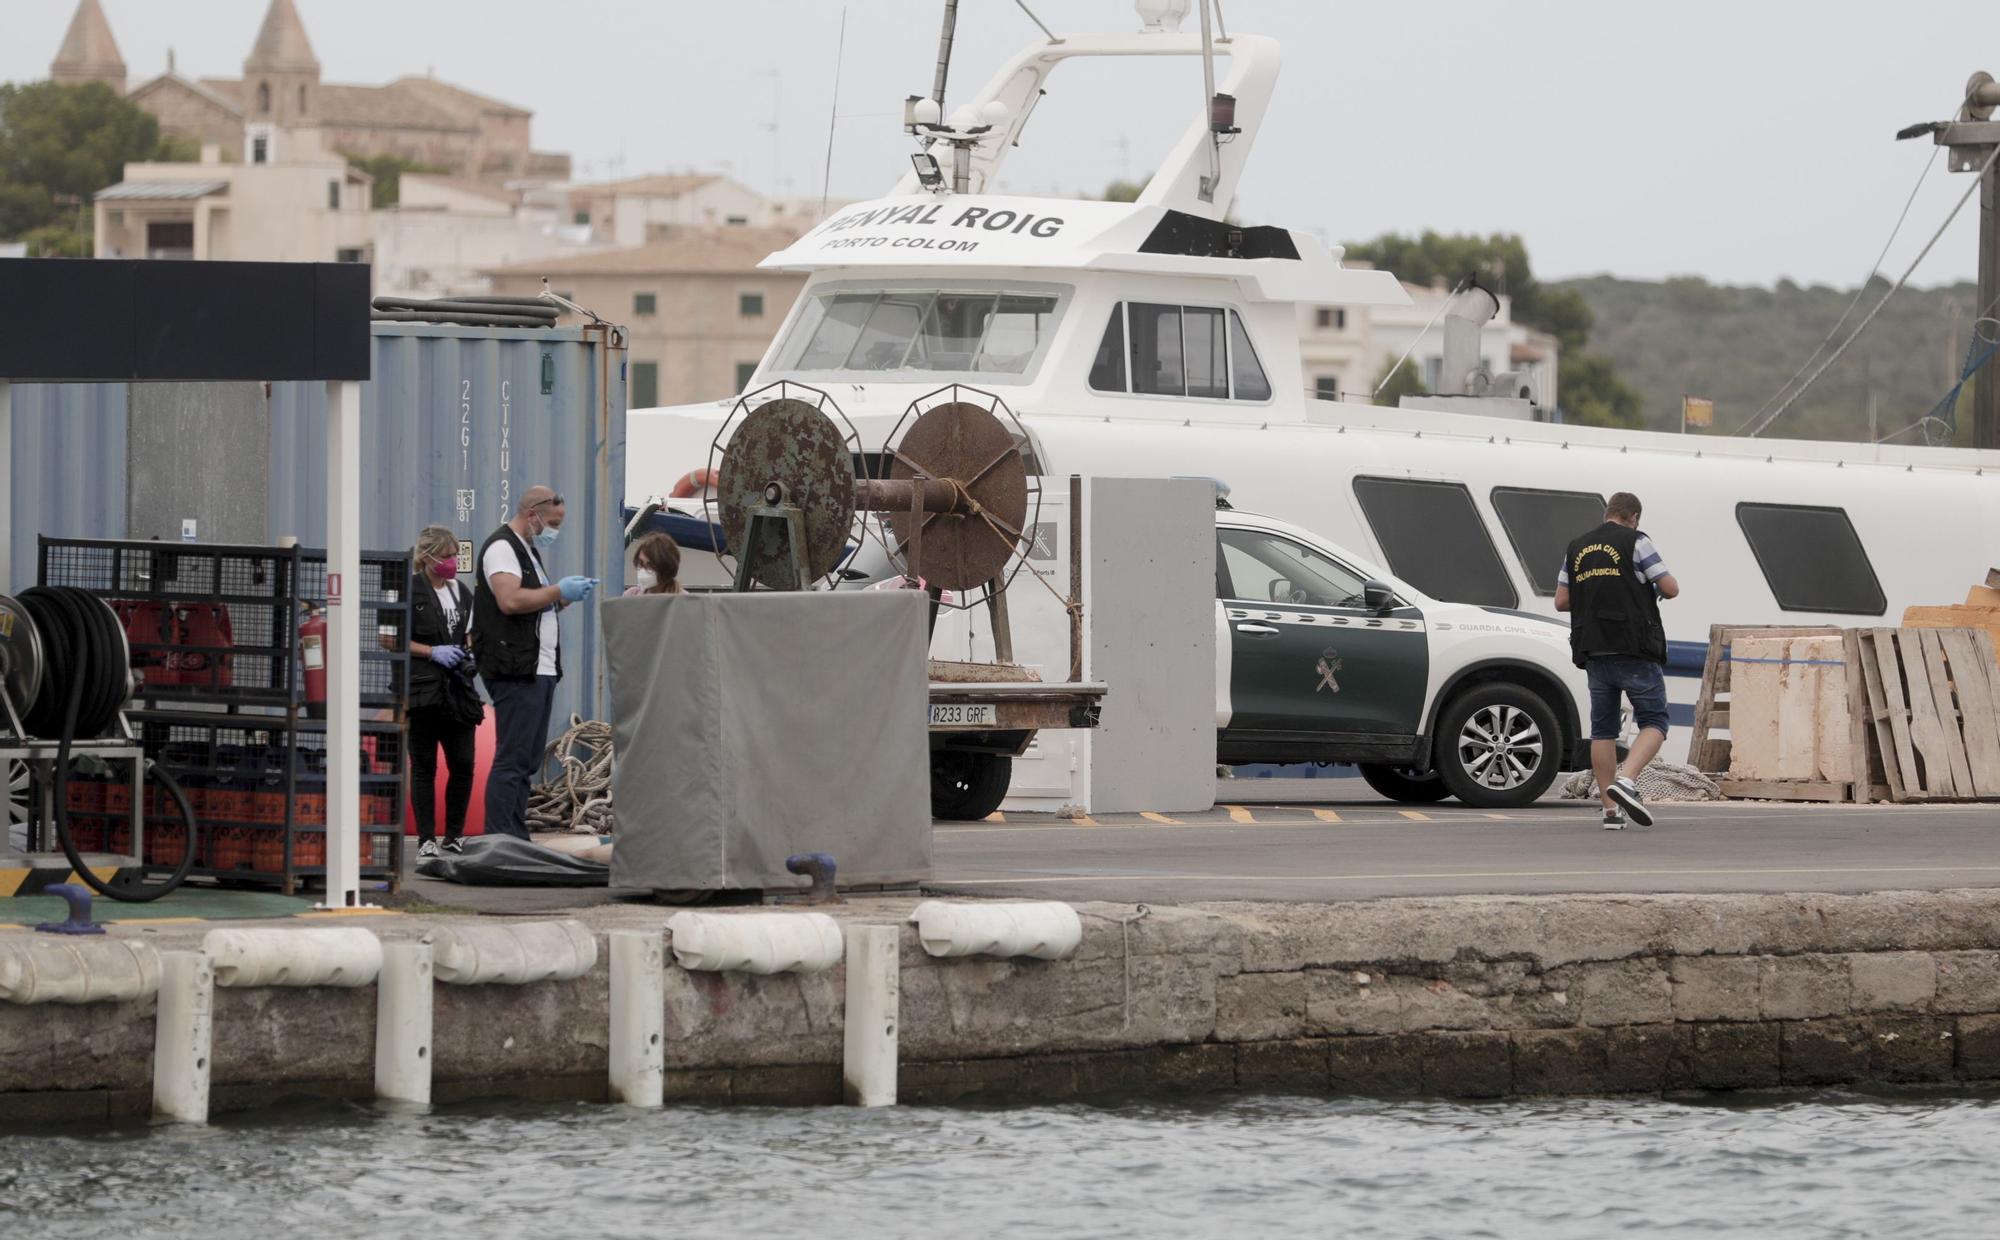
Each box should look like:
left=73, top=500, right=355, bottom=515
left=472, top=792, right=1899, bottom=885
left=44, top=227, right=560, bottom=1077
left=1214, top=506, right=1590, bottom=808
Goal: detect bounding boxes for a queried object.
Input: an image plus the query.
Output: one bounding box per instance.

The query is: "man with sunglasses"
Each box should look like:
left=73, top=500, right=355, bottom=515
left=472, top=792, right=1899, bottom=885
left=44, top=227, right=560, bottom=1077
left=473, top=485, right=597, bottom=839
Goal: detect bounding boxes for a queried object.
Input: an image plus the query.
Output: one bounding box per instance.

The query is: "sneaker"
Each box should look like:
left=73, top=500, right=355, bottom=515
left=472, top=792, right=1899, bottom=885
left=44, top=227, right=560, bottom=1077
left=1601, top=808, right=1626, bottom=831
left=418, top=839, right=441, bottom=859
left=1606, top=777, right=1654, bottom=828
left=443, top=838, right=465, bottom=855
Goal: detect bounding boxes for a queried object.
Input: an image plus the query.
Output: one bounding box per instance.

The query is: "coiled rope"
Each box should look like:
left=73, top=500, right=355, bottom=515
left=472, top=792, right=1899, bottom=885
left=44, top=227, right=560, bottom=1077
left=526, top=715, right=616, bottom=834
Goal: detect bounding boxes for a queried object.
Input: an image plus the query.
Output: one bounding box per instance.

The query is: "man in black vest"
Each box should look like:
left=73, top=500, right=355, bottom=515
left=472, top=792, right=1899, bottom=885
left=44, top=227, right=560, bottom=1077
left=1555, top=491, right=1680, bottom=830
left=473, top=485, right=598, bottom=839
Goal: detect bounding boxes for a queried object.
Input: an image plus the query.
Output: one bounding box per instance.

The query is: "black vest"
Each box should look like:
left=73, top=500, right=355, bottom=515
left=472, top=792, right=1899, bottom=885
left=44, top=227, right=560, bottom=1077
left=407, top=574, right=471, bottom=710
left=473, top=524, right=561, bottom=681
left=1563, top=521, right=1667, bottom=667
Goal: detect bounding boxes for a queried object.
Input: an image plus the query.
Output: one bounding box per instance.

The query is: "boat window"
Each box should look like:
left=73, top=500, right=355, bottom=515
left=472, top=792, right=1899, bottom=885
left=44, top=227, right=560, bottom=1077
left=1490, top=487, right=1607, bottom=596
left=775, top=287, right=1064, bottom=377
left=1184, top=307, right=1228, bottom=399
left=1735, top=503, right=1886, bottom=615
left=1218, top=528, right=1373, bottom=608
left=1128, top=303, right=1185, bottom=395
left=1351, top=477, right=1518, bottom=607
left=1089, top=307, right=1127, bottom=392
left=1229, top=311, right=1271, bottom=400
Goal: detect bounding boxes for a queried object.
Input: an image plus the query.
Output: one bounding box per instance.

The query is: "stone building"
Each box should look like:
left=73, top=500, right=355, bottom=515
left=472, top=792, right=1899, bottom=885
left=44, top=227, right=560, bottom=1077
left=50, top=0, right=569, bottom=183
left=486, top=229, right=809, bottom=410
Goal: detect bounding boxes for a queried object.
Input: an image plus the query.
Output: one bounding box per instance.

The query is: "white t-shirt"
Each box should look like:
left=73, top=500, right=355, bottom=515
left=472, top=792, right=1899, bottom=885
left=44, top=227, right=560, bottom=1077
left=481, top=537, right=559, bottom=676
left=434, top=581, right=462, bottom=633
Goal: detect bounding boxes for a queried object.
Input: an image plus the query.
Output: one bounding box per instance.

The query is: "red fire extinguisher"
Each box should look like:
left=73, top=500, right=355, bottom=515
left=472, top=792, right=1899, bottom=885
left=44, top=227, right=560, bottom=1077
left=300, top=604, right=328, bottom=719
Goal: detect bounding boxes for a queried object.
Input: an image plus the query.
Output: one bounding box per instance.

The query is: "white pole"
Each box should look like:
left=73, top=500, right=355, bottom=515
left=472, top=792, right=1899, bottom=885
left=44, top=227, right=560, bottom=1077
left=608, top=929, right=664, bottom=1107
left=842, top=924, right=900, bottom=1107
left=152, top=950, right=214, bottom=1123
left=0, top=379, right=13, bottom=593
left=323, top=378, right=364, bottom=908
left=374, top=941, right=433, bottom=1105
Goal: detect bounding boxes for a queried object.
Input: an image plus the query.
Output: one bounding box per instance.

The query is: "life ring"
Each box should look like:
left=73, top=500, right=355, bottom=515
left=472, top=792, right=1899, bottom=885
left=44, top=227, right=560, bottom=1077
left=669, top=468, right=721, bottom=498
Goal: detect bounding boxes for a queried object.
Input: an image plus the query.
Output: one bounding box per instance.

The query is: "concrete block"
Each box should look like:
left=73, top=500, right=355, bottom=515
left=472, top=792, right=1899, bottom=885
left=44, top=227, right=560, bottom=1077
left=730, top=1063, right=841, bottom=1105
left=212, top=985, right=373, bottom=1085
left=1215, top=971, right=1307, bottom=1042
left=1758, top=955, right=1849, bottom=1021
left=1305, top=970, right=1402, bottom=1036
left=1810, top=892, right=1974, bottom=955
left=1954, top=1014, right=2000, bottom=1080
left=1398, top=975, right=1504, bottom=1032
left=435, top=973, right=612, bottom=1079
left=1671, top=1023, right=1782, bottom=1090
left=1156, top=1043, right=1238, bottom=1093
left=1659, top=895, right=1822, bottom=958
left=43, top=999, right=156, bottom=1092
left=1013, top=1053, right=1084, bottom=1101
left=661, top=1069, right=733, bottom=1104
left=1780, top=1018, right=1870, bottom=1086
left=1867, top=1015, right=1956, bottom=1084
left=898, top=1058, right=1018, bottom=1104
left=660, top=965, right=841, bottom=1069
left=1234, top=1039, right=1330, bottom=1091
left=1419, top=1031, right=1512, bottom=1098
left=1530, top=900, right=1672, bottom=968
left=1670, top=956, right=1762, bottom=1022
left=1511, top=1028, right=1608, bottom=1095
left=1078, top=1048, right=1171, bottom=1096
left=1600, top=1026, right=1676, bottom=1094
left=1567, top=959, right=1672, bottom=1027
left=900, top=948, right=1215, bottom=1060
left=1845, top=952, right=1937, bottom=1013
left=1933, top=952, right=2000, bottom=1013
left=1326, top=1035, right=1422, bottom=1096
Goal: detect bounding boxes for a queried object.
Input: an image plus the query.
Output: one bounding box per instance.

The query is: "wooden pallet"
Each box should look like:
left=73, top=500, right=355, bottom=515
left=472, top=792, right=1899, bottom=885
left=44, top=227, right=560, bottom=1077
left=1687, top=623, right=1843, bottom=778
left=1852, top=627, right=2000, bottom=801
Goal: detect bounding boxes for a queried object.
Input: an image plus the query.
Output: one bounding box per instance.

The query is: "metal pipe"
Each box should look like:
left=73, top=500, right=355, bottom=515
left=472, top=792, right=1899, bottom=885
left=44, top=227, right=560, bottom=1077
left=856, top=477, right=964, bottom=514
left=1197, top=0, right=1220, bottom=200
left=1068, top=474, right=1083, bottom=683
left=931, top=0, right=958, bottom=107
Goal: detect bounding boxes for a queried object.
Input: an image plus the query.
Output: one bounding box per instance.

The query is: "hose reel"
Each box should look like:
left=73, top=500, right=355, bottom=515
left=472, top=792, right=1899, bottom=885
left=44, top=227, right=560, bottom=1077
left=0, top=588, right=196, bottom=902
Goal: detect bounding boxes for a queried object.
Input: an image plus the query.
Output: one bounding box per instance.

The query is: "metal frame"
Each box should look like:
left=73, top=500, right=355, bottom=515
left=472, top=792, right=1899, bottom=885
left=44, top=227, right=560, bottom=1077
left=0, top=680, right=147, bottom=872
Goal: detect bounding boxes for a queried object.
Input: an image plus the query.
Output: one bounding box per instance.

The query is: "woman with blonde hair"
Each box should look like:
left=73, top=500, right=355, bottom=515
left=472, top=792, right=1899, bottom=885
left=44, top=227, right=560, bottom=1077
left=406, top=524, right=480, bottom=857
left=624, top=532, right=685, bottom=597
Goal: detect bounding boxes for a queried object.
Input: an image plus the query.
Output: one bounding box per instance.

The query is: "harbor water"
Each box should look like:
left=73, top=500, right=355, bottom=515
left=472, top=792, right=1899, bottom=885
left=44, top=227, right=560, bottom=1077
left=5, top=1091, right=1997, bottom=1238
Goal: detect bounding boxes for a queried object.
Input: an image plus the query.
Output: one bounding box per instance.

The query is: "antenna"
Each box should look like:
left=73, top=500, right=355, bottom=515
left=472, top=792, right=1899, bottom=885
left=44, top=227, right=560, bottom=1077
left=820, top=8, right=847, bottom=219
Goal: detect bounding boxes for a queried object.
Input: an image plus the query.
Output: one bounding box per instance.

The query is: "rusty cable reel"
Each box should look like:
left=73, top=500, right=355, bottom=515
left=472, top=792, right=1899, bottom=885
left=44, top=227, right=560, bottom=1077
left=876, top=401, right=1030, bottom=594
left=709, top=392, right=861, bottom=590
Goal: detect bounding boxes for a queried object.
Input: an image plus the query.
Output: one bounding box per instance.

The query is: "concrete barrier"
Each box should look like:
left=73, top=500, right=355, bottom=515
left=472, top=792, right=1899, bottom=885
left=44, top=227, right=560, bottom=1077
left=666, top=912, right=843, bottom=975
left=0, top=938, right=159, bottom=1005
left=425, top=920, right=597, bottom=985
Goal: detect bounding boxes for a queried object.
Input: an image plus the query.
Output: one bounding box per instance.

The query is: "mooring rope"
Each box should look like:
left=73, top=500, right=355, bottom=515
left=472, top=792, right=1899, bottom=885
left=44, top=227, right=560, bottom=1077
left=526, top=715, right=617, bottom=834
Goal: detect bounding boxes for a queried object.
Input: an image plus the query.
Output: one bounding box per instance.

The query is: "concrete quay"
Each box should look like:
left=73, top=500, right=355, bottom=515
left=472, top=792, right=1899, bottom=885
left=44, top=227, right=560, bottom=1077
left=9, top=885, right=2000, bottom=1123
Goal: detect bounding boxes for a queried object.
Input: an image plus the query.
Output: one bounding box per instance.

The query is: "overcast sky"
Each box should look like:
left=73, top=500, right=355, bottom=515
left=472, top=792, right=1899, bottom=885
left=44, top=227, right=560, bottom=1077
left=6, top=0, right=1991, bottom=287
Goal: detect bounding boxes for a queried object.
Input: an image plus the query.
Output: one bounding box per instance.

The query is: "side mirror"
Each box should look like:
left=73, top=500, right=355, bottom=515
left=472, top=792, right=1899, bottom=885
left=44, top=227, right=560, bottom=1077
left=1362, top=580, right=1396, bottom=613
left=1268, top=577, right=1298, bottom=604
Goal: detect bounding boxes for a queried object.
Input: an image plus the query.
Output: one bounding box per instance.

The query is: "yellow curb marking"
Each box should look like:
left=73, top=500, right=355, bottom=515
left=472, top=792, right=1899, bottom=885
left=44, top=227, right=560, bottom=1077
left=1224, top=805, right=1255, bottom=824
left=1398, top=810, right=1432, bottom=822
left=1140, top=812, right=1183, bottom=826
left=985, top=811, right=1007, bottom=823
left=1311, top=809, right=1343, bottom=823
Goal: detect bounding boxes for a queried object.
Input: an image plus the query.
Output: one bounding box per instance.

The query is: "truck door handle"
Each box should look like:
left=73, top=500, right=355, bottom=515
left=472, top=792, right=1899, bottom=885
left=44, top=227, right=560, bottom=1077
left=1235, top=622, right=1280, bottom=638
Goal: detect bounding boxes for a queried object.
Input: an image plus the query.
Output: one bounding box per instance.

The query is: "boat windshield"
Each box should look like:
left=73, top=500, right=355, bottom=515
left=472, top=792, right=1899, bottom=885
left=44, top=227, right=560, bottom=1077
left=771, top=287, right=1065, bottom=378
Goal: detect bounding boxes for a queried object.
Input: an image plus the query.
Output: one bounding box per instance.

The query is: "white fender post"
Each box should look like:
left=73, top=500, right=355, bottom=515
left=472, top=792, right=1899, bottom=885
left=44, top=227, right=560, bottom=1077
left=843, top=924, right=900, bottom=1108
left=375, top=941, right=433, bottom=1105
left=908, top=901, right=1083, bottom=960
left=153, top=951, right=214, bottom=1124
left=202, top=927, right=383, bottom=988
left=608, top=930, right=664, bottom=1108
left=323, top=376, right=365, bottom=910
left=666, top=912, right=844, bottom=975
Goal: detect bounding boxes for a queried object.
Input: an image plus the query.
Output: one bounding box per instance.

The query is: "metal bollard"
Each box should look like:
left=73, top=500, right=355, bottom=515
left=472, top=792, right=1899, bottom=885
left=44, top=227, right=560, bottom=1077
left=375, top=942, right=433, bottom=1105
left=608, top=930, right=665, bottom=1107
left=842, top=924, right=900, bottom=1107
left=153, top=951, right=214, bottom=1123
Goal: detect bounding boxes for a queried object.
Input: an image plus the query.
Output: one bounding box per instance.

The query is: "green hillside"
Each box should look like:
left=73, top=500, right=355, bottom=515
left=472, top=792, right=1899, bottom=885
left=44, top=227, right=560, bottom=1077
left=1551, top=275, right=1982, bottom=443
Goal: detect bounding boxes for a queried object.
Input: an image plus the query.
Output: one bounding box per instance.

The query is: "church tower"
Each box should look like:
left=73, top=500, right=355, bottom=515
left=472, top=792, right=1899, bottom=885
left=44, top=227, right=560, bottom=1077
left=242, top=0, right=321, bottom=129
left=49, top=0, right=127, bottom=94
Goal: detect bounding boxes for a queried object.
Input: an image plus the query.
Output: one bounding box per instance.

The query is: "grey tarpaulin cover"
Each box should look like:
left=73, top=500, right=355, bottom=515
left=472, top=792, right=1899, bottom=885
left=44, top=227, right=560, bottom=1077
left=601, top=591, right=932, bottom=892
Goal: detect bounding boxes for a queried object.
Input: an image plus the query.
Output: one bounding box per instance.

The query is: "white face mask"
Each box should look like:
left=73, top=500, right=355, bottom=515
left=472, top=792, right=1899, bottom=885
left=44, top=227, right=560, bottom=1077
left=636, top=568, right=659, bottom=592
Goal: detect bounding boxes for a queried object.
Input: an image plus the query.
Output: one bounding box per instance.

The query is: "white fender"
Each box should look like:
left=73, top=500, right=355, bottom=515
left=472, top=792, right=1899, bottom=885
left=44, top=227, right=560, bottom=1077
left=908, top=901, right=1082, bottom=960
left=201, top=927, right=383, bottom=988
left=665, top=911, right=844, bottom=975
left=0, top=937, right=161, bottom=1004
left=423, top=920, right=598, bottom=985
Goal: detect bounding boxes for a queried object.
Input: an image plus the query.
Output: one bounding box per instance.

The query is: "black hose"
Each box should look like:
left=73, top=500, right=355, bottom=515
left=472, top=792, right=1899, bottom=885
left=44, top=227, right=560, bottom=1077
left=17, top=587, right=197, bottom=902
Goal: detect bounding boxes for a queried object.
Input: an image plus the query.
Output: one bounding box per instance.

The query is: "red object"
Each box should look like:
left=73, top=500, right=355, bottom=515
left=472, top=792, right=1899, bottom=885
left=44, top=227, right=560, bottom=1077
left=668, top=468, right=721, bottom=498
left=300, top=606, right=327, bottom=714
left=404, top=705, right=496, bottom=838
left=114, top=600, right=235, bottom=690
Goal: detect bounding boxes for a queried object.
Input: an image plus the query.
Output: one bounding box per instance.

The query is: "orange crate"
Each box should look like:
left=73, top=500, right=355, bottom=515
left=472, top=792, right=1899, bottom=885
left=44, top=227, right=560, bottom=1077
left=65, top=779, right=105, bottom=814
left=102, top=782, right=132, bottom=815
left=295, top=793, right=327, bottom=825
left=147, top=825, right=188, bottom=866
left=250, top=830, right=284, bottom=873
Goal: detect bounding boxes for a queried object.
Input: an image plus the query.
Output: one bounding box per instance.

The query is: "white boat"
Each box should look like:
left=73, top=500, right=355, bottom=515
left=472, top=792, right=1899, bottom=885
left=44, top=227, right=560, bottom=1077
left=628, top=1, right=2000, bottom=763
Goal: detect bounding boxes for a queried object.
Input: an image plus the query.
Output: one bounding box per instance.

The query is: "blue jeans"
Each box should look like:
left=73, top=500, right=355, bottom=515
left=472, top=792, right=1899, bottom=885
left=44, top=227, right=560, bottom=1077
left=484, top=675, right=557, bottom=839
left=1586, top=655, right=1668, bottom=742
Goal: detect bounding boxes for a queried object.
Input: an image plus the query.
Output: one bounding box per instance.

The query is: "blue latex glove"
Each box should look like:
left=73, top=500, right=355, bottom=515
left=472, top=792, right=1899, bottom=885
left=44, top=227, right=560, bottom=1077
left=428, top=644, right=466, bottom=670
left=557, top=575, right=598, bottom=603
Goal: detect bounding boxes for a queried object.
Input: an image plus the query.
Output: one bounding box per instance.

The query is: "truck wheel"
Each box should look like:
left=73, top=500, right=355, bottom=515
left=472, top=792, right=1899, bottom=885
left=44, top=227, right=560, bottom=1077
left=1358, top=764, right=1451, bottom=804
left=1434, top=683, right=1562, bottom=809
left=932, top=752, right=1012, bottom=821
